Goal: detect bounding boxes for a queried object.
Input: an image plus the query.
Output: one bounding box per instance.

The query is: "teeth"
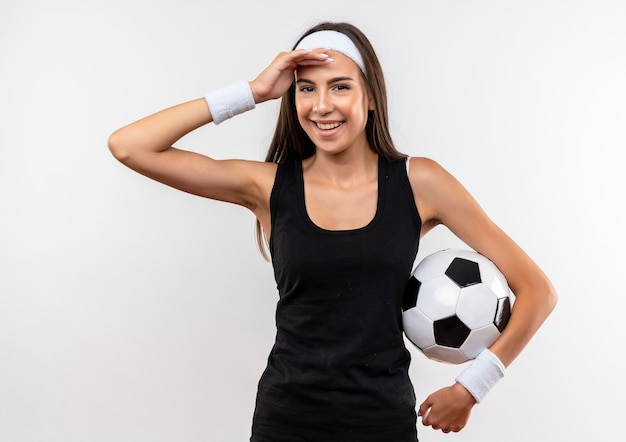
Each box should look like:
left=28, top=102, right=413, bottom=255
left=316, top=121, right=343, bottom=130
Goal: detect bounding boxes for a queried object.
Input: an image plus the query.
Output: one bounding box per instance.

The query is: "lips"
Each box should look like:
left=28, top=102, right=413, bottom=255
left=315, top=121, right=344, bottom=130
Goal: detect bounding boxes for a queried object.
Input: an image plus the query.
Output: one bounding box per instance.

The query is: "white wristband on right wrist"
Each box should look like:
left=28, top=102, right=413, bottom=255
left=455, top=348, right=505, bottom=403
left=205, top=80, right=256, bottom=125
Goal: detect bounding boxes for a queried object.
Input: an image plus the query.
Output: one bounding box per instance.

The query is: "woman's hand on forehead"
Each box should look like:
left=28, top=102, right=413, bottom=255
left=250, top=49, right=333, bottom=103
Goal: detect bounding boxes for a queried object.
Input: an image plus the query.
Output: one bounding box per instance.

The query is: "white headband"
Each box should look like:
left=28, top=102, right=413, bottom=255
left=295, top=30, right=366, bottom=75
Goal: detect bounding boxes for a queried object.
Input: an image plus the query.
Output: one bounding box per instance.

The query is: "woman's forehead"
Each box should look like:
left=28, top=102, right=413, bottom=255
left=295, top=51, right=363, bottom=82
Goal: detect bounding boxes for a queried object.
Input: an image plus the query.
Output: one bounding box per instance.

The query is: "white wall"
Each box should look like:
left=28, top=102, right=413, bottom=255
left=1, top=0, right=624, bottom=441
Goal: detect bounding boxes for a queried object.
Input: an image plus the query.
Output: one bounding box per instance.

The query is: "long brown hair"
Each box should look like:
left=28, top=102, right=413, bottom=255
left=256, top=22, right=406, bottom=259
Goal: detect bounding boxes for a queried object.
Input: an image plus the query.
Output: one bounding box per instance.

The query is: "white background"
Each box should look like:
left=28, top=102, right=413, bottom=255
left=1, top=0, right=624, bottom=441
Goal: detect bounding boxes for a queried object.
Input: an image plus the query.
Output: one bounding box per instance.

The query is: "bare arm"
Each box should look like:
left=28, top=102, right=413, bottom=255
left=409, top=157, right=557, bottom=432
left=108, top=49, right=333, bottom=212
left=108, top=97, right=273, bottom=209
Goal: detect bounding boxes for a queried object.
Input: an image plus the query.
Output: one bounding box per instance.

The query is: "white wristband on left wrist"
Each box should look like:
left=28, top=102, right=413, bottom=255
left=455, top=348, right=505, bottom=403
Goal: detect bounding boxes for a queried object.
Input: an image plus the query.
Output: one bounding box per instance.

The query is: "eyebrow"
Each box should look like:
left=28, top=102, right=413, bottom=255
left=295, top=76, right=356, bottom=85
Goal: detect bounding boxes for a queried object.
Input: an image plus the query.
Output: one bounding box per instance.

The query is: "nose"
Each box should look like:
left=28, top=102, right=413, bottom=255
left=313, top=90, right=333, bottom=115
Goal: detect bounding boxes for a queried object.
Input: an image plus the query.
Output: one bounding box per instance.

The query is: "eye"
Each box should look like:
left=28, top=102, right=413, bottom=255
left=333, top=84, right=350, bottom=91
left=299, top=86, right=315, bottom=93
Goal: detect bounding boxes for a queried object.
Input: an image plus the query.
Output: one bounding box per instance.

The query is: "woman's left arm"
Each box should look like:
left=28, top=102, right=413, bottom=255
left=409, top=157, right=558, bottom=432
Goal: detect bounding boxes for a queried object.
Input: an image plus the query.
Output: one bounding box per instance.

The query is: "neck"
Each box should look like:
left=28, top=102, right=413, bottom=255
left=303, top=146, right=378, bottom=188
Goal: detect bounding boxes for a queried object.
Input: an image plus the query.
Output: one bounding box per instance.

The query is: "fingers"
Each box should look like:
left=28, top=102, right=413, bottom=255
left=283, top=48, right=333, bottom=68
left=250, top=49, right=334, bottom=102
left=418, top=400, right=431, bottom=419
left=418, top=384, right=476, bottom=434
left=421, top=410, right=465, bottom=433
left=419, top=398, right=466, bottom=434
left=422, top=414, right=463, bottom=434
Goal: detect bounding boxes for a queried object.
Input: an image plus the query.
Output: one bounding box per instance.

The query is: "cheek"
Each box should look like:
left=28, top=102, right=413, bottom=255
left=352, top=96, right=371, bottom=123
left=295, top=102, right=315, bottom=135
left=295, top=95, right=310, bottom=117
left=295, top=103, right=308, bottom=126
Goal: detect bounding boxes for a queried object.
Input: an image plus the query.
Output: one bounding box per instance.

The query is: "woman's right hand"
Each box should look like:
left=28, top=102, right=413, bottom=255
left=250, top=49, right=331, bottom=103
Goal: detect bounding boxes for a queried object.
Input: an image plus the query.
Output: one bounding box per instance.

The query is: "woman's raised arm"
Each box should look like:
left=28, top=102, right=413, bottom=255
left=107, top=49, right=333, bottom=210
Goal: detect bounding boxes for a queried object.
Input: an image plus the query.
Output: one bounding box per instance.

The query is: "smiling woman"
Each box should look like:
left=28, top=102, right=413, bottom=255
left=108, top=21, right=557, bottom=442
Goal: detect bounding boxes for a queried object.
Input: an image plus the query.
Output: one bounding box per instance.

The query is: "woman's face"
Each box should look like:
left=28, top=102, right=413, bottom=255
left=294, top=51, right=374, bottom=156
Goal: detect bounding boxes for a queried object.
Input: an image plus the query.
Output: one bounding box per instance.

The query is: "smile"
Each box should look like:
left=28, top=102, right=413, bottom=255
left=315, top=121, right=344, bottom=130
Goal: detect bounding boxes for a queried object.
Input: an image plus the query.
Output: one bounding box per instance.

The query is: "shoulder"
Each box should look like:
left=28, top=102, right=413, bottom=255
left=409, top=157, right=443, bottom=172
left=407, top=156, right=453, bottom=193
left=406, top=156, right=471, bottom=228
left=407, top=156, right=441, bottom=173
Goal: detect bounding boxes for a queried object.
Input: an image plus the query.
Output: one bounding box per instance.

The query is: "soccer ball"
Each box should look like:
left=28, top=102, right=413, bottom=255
left=402, top=249, right=513, bottom=364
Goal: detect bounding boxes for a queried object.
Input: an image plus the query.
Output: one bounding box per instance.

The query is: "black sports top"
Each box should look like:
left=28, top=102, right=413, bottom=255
left=251, top=156, right=422, bottom=442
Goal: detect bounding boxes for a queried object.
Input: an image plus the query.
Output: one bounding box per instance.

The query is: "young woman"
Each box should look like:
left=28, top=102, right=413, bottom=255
left=109, top=22, right=557, bottom=441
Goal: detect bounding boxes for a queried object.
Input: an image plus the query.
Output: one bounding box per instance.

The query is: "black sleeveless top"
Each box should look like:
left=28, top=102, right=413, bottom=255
left=251, top=156, right=422, bottom=442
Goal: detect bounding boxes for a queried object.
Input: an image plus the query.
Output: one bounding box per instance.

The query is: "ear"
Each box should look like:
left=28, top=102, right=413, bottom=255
left=368, top=95, right=375, bottom=111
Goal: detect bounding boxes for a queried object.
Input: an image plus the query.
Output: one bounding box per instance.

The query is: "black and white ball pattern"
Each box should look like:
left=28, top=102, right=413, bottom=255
left=402, top=249, right=513, bottom=364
